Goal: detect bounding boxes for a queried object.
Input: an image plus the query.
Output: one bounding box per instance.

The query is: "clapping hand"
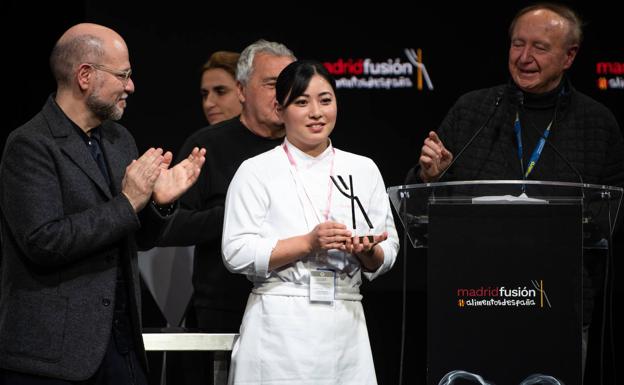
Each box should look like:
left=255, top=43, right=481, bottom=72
left=152, top=147, right=206, bottom=205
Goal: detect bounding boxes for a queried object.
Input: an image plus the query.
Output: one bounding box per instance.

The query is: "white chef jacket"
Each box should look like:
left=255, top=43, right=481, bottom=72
left=222, top=138, right=399, bottom=384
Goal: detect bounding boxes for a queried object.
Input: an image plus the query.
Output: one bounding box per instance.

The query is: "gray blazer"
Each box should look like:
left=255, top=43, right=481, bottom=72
left=0, top=96, right=168, bottom=380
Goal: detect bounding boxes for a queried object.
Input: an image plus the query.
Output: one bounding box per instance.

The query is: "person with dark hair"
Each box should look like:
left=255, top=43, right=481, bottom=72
left=405, top=2, right=624, bottom=380
left=200, top=51, right=242, bottom=125
left=221, top=60, right=399, bottom=384
left=0, top=23, right=205, bottom=384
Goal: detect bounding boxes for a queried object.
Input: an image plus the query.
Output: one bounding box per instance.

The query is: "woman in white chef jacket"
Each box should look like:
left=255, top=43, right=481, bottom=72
left=222, top=60, right=399, bottom=385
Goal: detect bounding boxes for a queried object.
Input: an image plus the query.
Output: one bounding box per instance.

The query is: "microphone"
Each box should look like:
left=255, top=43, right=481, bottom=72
left=436, top=90, right=503, bottom=182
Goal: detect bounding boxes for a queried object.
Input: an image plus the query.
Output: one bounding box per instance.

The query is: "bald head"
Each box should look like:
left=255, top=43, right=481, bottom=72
left=50, top=23, right=128, bottom=88
left=509, top=3, right=583, bottom=47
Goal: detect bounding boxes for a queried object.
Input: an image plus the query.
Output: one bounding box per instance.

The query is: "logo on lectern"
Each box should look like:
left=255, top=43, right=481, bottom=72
left=533, top=279, right=550, bottom=309
left=456, top=280, right=551, bottom=309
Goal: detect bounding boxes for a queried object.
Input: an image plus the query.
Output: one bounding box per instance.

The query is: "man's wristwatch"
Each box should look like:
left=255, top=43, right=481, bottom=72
left=151, top=200, right=175, bottom=216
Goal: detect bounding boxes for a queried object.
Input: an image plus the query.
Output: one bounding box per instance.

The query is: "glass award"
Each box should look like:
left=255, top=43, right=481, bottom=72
left=330, top=174, right=374, bottom=243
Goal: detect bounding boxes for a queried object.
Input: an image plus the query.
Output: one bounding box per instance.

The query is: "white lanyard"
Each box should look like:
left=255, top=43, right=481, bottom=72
left=282, top=141, right=335, bottom=227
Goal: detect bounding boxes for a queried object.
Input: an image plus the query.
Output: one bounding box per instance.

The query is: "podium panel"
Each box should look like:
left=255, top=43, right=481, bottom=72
left=427, top=203, right=582, bottom=384
left=387, top=180, right=622, bottom=384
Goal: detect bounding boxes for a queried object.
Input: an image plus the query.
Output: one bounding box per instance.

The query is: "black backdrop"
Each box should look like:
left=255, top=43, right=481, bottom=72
left=7, top=1, right=623, bottom=384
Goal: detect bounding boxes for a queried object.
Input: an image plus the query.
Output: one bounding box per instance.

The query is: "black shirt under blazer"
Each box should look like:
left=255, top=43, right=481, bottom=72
left=0, top=96, right=169, bottom=380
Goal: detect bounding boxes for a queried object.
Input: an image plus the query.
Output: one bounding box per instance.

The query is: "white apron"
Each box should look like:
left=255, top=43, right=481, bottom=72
left=228, top=292, right=377, bottom=385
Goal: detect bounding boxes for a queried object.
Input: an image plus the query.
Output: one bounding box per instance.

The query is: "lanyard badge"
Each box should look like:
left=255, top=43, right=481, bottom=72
left=310, top=269, right=336, bottom=303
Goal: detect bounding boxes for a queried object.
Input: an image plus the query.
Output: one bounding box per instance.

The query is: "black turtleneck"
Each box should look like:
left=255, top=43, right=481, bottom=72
left=521, top=80, right=563, bottom=127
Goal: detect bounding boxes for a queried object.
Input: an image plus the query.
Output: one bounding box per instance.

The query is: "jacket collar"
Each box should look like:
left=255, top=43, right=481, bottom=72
left=42, top=94, right=113, bottom=198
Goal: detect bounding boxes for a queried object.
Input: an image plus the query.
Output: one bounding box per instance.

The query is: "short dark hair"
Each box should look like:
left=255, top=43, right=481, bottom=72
left=202, top=51, right=239, bottom=79
left=276, top=60, right=337, bottom=108
left=509, top=2, right=583, bottom=46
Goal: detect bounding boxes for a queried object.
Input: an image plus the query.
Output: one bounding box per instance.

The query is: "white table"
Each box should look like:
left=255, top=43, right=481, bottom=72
left=143, top=333, right=238, bottom=385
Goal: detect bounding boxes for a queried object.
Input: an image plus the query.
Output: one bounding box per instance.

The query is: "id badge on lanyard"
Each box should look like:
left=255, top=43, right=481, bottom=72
left=310, top=269, right=336, bottom=303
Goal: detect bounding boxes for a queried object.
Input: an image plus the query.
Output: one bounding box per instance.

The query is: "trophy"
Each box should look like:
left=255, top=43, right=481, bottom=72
left=330, top=175, right=374, bottom=243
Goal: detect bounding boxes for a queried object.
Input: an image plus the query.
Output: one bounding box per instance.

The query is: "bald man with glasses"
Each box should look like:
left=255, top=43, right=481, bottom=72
left=0, top=23, right=205, bottom=385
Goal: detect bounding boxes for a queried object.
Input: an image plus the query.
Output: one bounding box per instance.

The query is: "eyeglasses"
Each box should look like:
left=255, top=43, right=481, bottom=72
left=86, top=63, right=132, bottom=85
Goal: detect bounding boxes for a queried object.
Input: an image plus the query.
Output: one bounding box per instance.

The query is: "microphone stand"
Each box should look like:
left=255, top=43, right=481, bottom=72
left=436, top=93, right=503, bottom=183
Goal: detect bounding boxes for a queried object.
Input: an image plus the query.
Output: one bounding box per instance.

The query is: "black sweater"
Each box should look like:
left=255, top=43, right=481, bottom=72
left=406, top=78, right=624, bottom=188
left=159, top=117, right=283, bottom=328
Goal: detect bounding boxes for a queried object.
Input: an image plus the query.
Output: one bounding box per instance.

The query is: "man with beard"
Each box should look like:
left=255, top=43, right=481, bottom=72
left=0, top=23, right=205, bottom=384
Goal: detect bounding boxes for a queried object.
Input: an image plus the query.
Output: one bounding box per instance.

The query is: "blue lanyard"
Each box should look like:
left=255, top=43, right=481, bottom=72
left=513, top=112, right=553, bottom=179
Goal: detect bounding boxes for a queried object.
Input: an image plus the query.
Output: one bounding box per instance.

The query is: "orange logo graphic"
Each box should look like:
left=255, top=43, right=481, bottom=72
left=598, top=77, right=608, bottom=90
